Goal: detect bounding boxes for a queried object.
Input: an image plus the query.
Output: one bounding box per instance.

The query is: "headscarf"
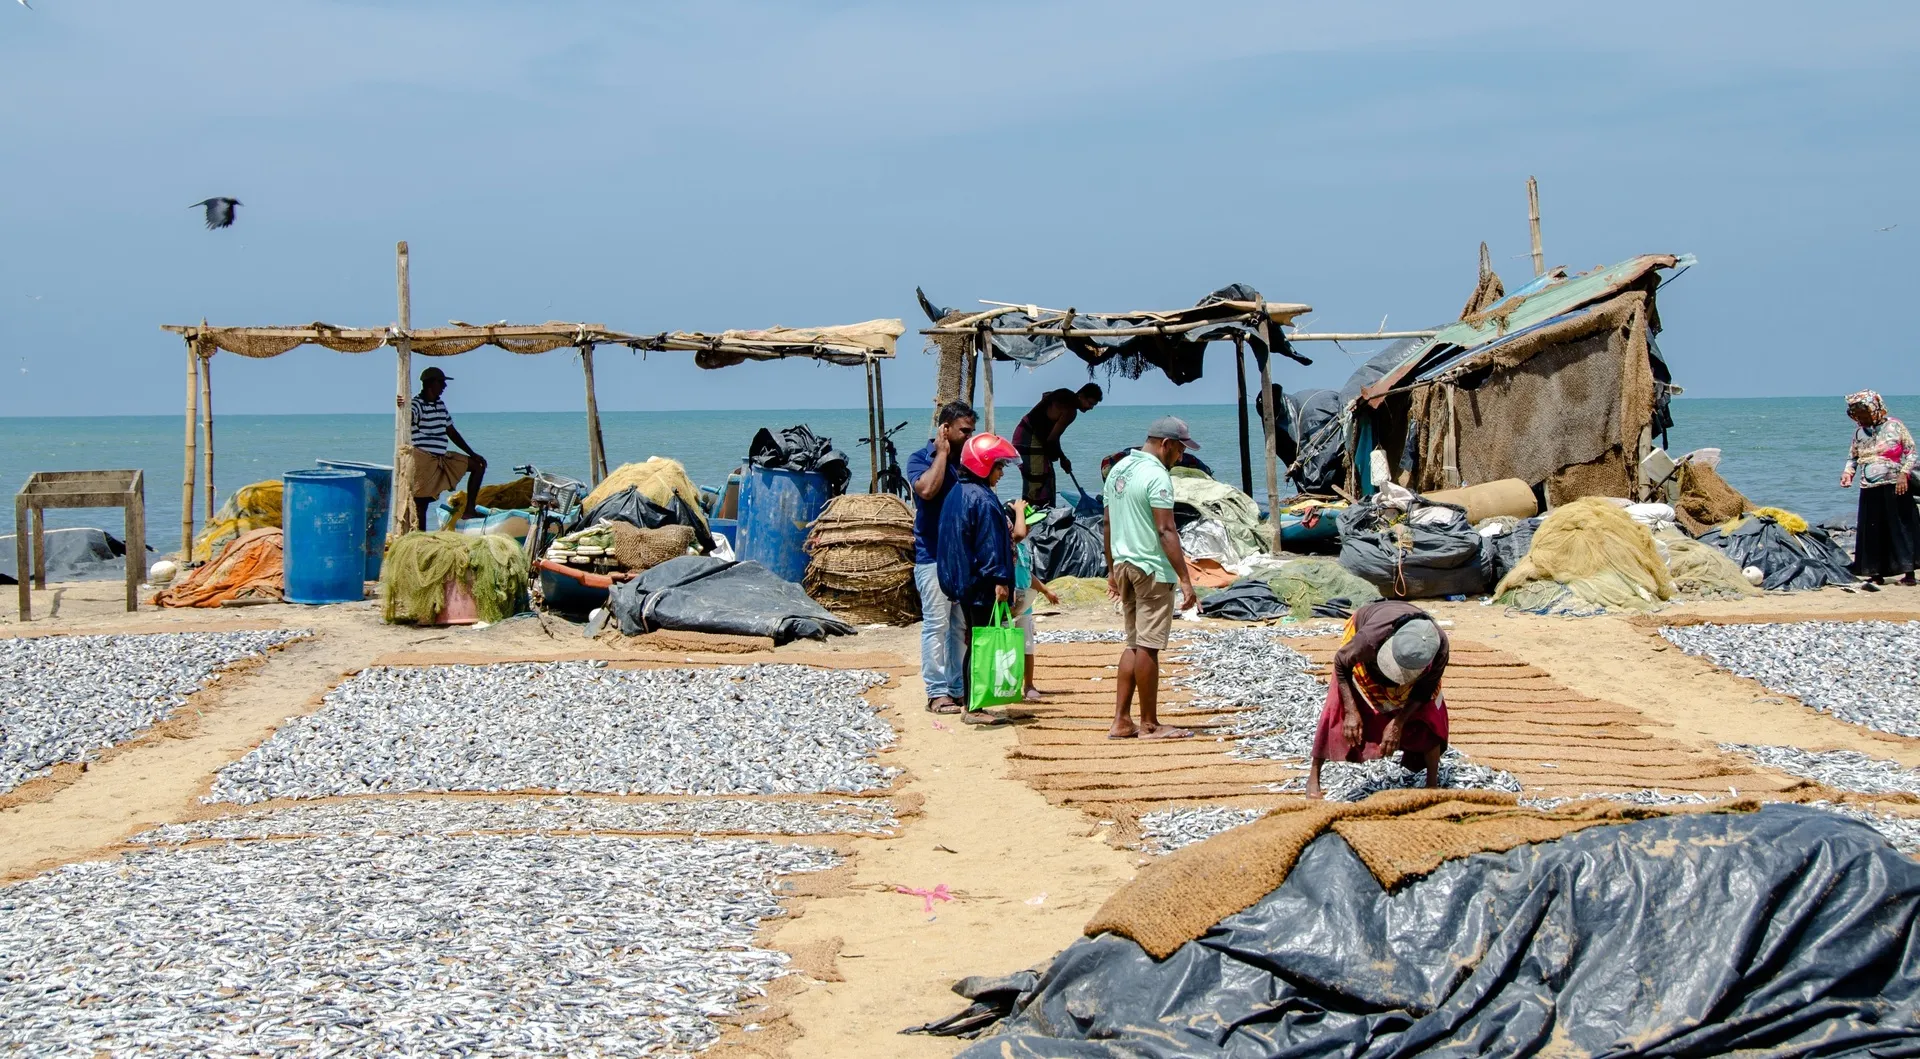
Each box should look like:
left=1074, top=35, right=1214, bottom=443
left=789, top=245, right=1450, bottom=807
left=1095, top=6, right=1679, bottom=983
left=1846, top=390, right=1887, bottom=424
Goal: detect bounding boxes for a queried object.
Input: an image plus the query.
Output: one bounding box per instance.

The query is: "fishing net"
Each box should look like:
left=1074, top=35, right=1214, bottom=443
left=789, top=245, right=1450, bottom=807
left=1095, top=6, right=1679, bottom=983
left=1660, top=531, right=1761, bottom=600
left=1047, top=576, right=1116, bottom=608
left=1494, top=497, right=1675, bottom=612
left=380, top=532, right=527, bottom=624
left=581, top=458, right=707, bottom=526
left=192, top=480, right=283, bottom=562
left=1252, top=557, right=1381, bottom=620
left=610, top=521, right=695, bottom=572
left=803, top=493, right=918, bottom=624
left=1721, top=506, right=1810, bottom=535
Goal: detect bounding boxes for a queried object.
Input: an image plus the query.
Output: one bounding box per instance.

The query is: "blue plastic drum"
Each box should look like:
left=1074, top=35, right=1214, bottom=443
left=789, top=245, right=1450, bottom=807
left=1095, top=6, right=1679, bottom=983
left=283, top=469, right=369, bottom=604
left=315, top=459, right=392, bottom=580
left=735, top=465, right=829, bottom=582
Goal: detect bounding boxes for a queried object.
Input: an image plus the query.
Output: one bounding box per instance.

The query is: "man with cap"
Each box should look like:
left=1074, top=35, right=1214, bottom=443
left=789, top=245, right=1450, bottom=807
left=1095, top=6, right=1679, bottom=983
left=399, top=365, right=488, bottom=531
left=1101, top=416, right=1200, bottom=740
left=1307, top=600, right=1451, bottom=799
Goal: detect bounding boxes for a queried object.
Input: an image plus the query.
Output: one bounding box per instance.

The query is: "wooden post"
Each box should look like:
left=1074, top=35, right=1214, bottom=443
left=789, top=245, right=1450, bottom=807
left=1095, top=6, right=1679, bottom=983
left=14, top=496, right=28, bottom=619
left=200, top=340, right=215, bottom=523
left=580, top=345, right=607, bottom=485
left=872, top=359, right=889, bottom=458
left=30, top=507, right=44, bottom=588
left=124, top=472, right=145, bottom=610
left=864, top=358, right=880, bottom=492
left=980, top=330, right=996, bottom=435
left=1256, top=347, right=1283, bottom=555
left=182, top=337, right=199, bottom=561
left=1528, top=176, right=1544, bottom=277
left=1234, top=334, right=1253, bottom=496
left=391, top=241, right=414, bottom=536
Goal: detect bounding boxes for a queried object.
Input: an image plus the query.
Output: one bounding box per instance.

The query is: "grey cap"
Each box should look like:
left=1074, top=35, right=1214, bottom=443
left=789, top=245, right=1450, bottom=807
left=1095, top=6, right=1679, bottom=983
left=1147, top=415, right=1200, bottom=450
left=1375, top=619, right=1440, bottom=686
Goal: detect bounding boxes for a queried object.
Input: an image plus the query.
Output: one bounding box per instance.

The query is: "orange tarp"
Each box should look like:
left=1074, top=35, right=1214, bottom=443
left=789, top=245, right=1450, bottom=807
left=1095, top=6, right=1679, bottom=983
left=153, top=527, right=284, bottom=608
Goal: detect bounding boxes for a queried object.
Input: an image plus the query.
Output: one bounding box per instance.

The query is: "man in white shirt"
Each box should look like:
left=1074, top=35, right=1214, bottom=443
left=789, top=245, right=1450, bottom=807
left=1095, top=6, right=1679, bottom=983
left=399, top=365, right=487, bottom=531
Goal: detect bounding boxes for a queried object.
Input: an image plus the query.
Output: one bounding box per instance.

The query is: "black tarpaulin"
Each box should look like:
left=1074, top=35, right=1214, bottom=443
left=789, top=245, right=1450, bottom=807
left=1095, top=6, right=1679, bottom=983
left=918, top=285, right=1310, bottom=385
left=1698, top=516, right=1855, bottom=592
left=1024, top=506, right=1107, bottom=581
left=610, top=555, right=854, bottom=644
left=937, top=805, right=1920, bottom=1058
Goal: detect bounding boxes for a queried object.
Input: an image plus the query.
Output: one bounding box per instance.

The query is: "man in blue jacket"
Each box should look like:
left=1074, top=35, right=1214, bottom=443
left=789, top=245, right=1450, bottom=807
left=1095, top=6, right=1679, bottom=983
left=938, top=432, right=1019, bottom=725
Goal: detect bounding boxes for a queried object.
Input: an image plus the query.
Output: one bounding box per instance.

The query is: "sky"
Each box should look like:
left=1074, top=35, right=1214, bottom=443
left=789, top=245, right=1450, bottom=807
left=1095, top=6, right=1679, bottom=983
left=1, top=1, right=1915, bottom=420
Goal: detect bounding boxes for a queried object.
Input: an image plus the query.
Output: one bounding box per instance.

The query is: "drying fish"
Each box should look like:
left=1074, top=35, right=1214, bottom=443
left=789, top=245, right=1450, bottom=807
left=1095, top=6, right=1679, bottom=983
left=1661, top=621, right=1920, bottom=737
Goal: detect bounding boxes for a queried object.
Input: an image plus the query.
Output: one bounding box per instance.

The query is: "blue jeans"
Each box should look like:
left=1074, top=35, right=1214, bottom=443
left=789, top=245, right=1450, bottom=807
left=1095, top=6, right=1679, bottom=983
left=915, top=562, right=965, bottom=699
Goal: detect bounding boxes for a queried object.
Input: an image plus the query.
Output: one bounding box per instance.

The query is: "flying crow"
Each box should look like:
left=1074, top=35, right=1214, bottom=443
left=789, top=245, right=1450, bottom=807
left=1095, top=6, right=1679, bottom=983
left=192, top=198, right=241, bottom=230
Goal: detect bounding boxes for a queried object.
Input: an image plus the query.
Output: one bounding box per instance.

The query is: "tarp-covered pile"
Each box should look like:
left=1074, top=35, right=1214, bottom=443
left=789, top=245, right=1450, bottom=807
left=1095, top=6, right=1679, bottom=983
left=1494, top=497, right=1675, bottom=612
left=1337, top=497, right=1494, bottom=600
left=0, top=527, right=137, bottom=585
left=151, top=527, right=283, bottom=608
left=573, top=457, right=714, bottom=553
left=1700, top=510, right=1855, bottom=591
left=804, top=493, right=920, bottom=624
left=924, top=795, right=1920, bottom=1057
left=611, top=555, right=853, bottom=644
left=1025, top=507, right=1107, bottom=580
left=380, top=531, right=528, bottom=624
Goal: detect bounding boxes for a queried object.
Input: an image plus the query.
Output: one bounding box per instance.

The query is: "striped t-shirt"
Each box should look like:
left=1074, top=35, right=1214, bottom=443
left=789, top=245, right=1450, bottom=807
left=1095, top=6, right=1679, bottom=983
left=410, top=396, right=453, bottom=454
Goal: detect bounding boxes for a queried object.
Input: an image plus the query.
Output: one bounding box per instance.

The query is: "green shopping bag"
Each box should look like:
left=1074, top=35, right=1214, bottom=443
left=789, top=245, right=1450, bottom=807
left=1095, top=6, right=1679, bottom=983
left=968, top=601, right=1025, bottom=711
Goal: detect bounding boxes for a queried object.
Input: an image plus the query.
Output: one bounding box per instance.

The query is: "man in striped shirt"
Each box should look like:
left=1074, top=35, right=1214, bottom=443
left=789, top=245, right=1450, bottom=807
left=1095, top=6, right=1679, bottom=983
left=400, top=365, right=487, bottom=530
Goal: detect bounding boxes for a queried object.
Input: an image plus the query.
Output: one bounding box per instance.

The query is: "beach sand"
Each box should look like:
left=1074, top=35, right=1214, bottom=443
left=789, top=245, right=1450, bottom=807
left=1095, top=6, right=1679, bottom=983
left=5, top=579, right=1919, bottom=1055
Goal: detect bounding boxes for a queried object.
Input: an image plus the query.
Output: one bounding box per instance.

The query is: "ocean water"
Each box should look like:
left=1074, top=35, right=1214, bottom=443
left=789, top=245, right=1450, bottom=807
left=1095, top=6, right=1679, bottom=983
left=3, top=397, right=1910, bottom=551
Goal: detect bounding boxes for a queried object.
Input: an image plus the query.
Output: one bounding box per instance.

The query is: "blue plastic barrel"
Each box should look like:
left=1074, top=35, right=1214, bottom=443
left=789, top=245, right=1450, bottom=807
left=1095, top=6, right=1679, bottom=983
left=709, top=517, right=738, bottom=549
left=315, top=459, right=392, bottom=579
left=735, top=465, right=829, bottom=582
left=283, top=469, right=369, bottom=604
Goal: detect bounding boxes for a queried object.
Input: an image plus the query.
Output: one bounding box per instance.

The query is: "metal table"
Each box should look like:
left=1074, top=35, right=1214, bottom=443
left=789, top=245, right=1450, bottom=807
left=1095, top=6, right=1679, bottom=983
left=14, top=470, right=146, bottom=620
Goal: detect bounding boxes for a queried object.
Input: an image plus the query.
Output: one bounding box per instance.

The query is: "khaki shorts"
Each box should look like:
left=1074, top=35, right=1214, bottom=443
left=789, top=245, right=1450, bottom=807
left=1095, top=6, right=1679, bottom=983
left=1115, top=562, right=1174, bottom=650
left=409, top=446, right=469, bottom=498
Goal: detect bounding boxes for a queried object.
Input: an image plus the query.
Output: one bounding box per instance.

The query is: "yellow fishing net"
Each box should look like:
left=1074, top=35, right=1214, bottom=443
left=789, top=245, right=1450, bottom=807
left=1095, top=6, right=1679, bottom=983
left=1720, top=506, right=1810, bottom=535
left=446, top=477, right=537, bottom=516
left=1494, top=497, right=1675, bottom=611
left=192, top=480, right=283, bottom=562
left=581, top=458, right=707, bottom=524
left=380, top=531, right=528, bottom=624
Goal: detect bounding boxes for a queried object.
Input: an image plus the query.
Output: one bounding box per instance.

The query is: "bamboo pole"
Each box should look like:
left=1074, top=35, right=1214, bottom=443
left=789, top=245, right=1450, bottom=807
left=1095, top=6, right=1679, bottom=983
left=1256, top=348, right=1283, bottom=556
left=1528, top=176, right=1544, bottom=277
left=979, top=330, right=995, bottom=435
left=864, top=358, right=880, bottom=492
left=200, top=340, right=215, bottom=523
left=579, top=345, right=607, bottom=485
left=872, top=358, right=889, bottom=461
left=391, top=241, right=414, bottom=537
left=1234, top=334, right=1253, bottom=497
left=181, top=338, right=199, bottom=561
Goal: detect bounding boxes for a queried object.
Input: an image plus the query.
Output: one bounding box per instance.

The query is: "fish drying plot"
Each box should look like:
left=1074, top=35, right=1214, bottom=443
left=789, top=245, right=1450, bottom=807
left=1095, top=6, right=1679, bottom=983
left=135, top=795, right=899, bottom=845
left=0, top=833, right=837, bottom=1057
left=208, top=661, right=896, bottom=804
left=1661, top=620, right=1920, bottom=737
left=0, top=629, right=309, bottom=795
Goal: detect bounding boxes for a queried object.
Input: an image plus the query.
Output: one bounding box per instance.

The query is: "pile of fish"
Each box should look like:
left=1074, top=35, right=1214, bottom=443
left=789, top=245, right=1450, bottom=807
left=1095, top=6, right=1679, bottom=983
left=135, top=795, right=898, bottom=845
left=1139, top=806, right=1265, bottom=854
left=1518, top=789, right=1718, bottom=809
left=1276, top=751, right=1521, bottom=802
left=0, top=834, right=836, bottom=1055
left=208, top=662, right=896, bottom=805
left=1721, top=743, right=1920, bottom=796
left=1660, top=621, right=1920, bottom=737
left=0, top=629, right=309, bottom=795
left=1034, top=629, right=1127, bottom=644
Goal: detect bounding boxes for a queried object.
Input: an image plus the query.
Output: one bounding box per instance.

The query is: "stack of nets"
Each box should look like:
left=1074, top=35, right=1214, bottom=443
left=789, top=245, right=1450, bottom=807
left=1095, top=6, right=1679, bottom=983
left=380, top=532, right=528, bottom=624
left=610, top=521, right=696, bottom=571
left=803, top=493, right=919, bottom=624
left=192, top=480, right=283, bottom=562
left=1494, top=497, right=1675, bottom=612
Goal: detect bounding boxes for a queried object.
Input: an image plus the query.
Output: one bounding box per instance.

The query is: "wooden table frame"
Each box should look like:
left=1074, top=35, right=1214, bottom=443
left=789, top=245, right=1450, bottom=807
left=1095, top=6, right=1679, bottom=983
left=13, top=470, right=146, bottom=620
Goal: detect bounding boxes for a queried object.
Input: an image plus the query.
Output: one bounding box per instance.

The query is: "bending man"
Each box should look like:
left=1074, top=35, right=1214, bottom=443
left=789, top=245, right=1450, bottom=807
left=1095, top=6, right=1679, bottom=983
left=1102, top=416, right=1199, bottom=740
left=1012, top=383, right=1102, bottom=509
left=1307, top=601, right=1450, bottom=800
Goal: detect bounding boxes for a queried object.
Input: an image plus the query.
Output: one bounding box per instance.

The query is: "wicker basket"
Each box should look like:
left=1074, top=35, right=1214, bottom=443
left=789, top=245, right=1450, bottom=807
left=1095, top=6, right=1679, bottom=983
left=803, top=494, right=919, bottom=624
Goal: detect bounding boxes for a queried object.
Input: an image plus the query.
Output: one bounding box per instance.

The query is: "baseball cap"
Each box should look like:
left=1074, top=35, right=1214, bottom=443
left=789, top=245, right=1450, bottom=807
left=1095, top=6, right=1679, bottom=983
left=1376, top=619, right=1441, bottom=685
left=421, top=365, right=452, bottom=383
left=1147, top=415, right=1199, bottom=450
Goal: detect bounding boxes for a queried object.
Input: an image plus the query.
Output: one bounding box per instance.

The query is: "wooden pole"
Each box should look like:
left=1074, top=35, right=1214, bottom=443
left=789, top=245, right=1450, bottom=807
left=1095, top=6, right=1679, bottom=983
left=1234, top=334, right=1253, bottom=497
left=124, top=472, right=145, bottom=610
left=181, top=338, right=199, bottom=561
left=1528, top=176, right=1544, bottom=277
left=979, top=330, right=996, bottom=435
left=391, top=241, right=414, bottom=536
left=200, top=340, right=215, bottom=523
left=580, top=345, right=607, bottom=485
left=1256, top=348, right=1283, bottom=556
left=865, top=358, right=880, bottom=492
left=872, top=358, right=888, bottom=453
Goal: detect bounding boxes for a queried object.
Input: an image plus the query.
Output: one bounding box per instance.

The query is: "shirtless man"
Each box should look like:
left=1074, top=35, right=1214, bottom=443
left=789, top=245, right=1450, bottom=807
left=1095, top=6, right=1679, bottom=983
left=1011, top=383, right=1103, bottom=509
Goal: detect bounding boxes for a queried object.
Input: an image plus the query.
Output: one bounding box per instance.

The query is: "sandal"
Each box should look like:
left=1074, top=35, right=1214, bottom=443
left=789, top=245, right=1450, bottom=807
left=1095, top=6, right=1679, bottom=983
left=961, top=709, right=1010, bottom=726
left=926, top=697, right=962, bottom=714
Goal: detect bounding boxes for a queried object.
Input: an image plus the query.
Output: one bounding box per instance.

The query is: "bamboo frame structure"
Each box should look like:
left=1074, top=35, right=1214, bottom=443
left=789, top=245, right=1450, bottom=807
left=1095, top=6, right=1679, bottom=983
left=163, top=246, right=900, bottom=557
left=1528, top=176, right=1545, bottom=277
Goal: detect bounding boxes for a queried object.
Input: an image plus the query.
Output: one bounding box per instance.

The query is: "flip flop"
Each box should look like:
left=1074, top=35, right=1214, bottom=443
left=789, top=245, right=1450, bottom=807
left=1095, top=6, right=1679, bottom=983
left=1138, top=726, right=1194, bottom=740
left=1107, top=728, right=1138, bottom=740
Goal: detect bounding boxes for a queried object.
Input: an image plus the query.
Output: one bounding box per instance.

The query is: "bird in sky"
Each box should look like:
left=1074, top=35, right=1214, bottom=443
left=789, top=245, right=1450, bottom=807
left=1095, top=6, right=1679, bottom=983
left=192, top=197, right=241, bottom=229
left=17, top=1, right=31, bottom=10
left=1876, top=224, right=1898, bottom=232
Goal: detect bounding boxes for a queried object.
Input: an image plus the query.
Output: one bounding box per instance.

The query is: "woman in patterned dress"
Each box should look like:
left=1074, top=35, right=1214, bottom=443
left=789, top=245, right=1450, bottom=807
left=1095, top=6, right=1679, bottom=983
left=1841, top=390, right=1919, bottom=586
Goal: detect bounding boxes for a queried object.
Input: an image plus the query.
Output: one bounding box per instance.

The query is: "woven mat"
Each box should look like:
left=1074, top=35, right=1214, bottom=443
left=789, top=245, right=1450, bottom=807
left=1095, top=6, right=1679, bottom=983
left=1085, top=787, right=1758, bottom=959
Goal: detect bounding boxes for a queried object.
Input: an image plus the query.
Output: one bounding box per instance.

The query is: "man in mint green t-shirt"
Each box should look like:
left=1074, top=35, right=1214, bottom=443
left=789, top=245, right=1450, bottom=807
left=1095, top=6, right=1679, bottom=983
left=1101, top=416, right=1200, bottom=740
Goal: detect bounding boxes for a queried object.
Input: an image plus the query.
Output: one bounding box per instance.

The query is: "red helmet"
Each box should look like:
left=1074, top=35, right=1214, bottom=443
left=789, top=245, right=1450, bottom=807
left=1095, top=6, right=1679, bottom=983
left=960, top=432, right=1018, bottom=478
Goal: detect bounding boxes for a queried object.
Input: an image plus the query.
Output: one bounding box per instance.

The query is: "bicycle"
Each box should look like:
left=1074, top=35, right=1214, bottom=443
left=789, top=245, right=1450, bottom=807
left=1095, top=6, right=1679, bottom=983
left=513, top=463, right=587, bottom=578
left=859, top=420, right=913, bottom=500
